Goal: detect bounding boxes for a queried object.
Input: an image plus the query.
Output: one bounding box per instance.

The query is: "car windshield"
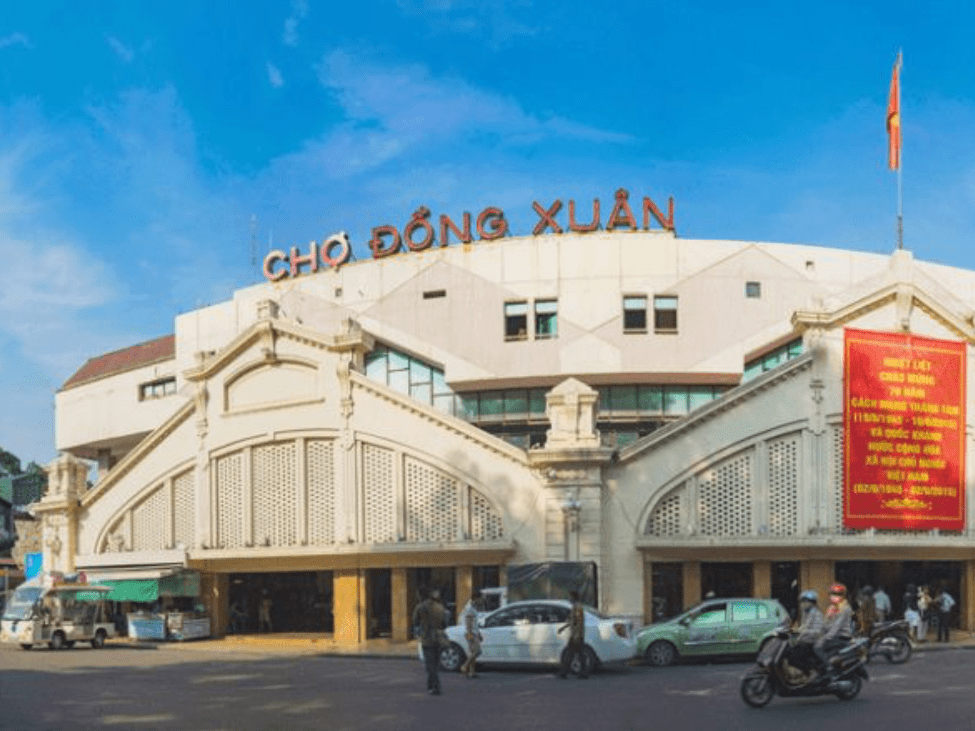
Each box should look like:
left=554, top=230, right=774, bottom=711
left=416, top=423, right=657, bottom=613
left=2, top=587, right=43, bottom=621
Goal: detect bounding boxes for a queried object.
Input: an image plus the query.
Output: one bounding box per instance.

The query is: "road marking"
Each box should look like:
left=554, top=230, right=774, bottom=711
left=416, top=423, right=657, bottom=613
left=886, top=690, right=933, bottom=695
left=665, top=689, right=712, bottom=696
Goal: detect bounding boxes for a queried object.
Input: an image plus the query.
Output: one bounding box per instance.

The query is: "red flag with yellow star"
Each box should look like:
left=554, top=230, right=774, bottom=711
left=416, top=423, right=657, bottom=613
left=887, top=55, right=902, bottom=170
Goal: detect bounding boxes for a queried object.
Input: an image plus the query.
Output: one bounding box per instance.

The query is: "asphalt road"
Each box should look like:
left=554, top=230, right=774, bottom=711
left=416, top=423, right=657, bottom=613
left=0, top=643, right=971, bottom=731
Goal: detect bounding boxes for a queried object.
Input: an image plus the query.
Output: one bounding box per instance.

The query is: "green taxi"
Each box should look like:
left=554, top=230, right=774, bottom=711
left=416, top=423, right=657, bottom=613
left=637, top=598, right=788, bottom=666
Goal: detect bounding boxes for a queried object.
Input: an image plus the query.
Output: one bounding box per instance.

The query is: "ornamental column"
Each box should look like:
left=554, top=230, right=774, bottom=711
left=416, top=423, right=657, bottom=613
left=528, top=379, right=614, bottom=607
left=33, top=454, right=89, bottom=575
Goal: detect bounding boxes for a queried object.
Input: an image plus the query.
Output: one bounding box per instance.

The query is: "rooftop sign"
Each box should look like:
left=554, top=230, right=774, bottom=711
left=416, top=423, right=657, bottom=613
left=263, top=188, right=675, bottom=281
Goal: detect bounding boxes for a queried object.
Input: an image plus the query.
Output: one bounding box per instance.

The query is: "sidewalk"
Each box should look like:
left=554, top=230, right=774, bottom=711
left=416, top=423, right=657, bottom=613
left=111, top=630, right=975, bottom=660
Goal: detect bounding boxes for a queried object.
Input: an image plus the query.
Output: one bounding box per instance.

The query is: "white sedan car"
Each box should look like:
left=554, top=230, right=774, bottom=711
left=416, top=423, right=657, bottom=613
left=432, top=599, right=637, bottom=674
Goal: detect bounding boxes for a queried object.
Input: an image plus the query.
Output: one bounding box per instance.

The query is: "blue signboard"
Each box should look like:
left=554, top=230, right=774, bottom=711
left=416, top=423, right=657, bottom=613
left=23, top=552, right=42, bottom=580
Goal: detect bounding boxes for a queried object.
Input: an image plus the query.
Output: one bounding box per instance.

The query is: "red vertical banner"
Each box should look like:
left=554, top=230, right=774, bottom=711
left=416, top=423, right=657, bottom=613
left=844, top=328, right=966, bottom=530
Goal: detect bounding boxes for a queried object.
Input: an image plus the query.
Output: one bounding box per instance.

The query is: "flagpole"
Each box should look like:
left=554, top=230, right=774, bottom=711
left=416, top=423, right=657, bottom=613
left=897, top=50, right=903, bottom=250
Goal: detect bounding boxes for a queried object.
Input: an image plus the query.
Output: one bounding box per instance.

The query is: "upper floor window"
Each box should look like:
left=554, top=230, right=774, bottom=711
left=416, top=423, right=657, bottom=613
left=139, top=377, right=176, bottom=400
left=745, top=281, right=761, bottom=298
left=623, top=295, right=648, bottom=333
left=742, top=338, right=804, bottom=381
left=654, top=296, right=678, bottom=333
left=534, top=299, right=558, bottom=339
left=505, top=301, right=528, bottom=341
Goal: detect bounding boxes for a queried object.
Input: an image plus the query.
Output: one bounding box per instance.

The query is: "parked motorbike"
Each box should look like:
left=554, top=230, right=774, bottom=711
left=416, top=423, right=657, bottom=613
left=863, top=619, right=912, bottom=664
left=740, top=628, right=870, bottom=708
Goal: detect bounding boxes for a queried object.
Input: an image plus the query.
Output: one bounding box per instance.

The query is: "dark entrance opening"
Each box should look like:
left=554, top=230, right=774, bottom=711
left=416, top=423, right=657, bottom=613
left=771, top=561, right=800, bottom=619
left=407, top=567, right=457, bottom=636
left=228, top=571, right=333, bottom=633
left=701, top=562, right=753, bottom=600
left=366, top=568, right=392, bottom=639
left=650, top=562, right=683, bottom=621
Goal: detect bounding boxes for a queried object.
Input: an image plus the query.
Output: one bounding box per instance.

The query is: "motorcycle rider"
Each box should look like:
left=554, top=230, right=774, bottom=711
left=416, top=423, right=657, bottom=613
left=790, top=590, right=824, bottom=678
left=815, top=583, right=854, bottom=676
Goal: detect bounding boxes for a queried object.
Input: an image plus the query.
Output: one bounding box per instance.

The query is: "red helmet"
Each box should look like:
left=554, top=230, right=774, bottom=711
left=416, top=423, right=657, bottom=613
left=829, top=583, right=847, bottom=599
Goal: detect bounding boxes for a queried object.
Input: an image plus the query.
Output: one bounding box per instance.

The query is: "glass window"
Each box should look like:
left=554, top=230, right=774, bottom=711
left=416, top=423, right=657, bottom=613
left=731, top=602, right=759, bottom=622
left=692, top=603, right=727, bottom=625
left=479, top=392, right=504, bottom=420
left=409, top=383, right=431, bottom=403
left=757, top=604, right=770, bottom=620
left=623, top=295, right=647, bottom=332
left=388, top=349, right=410, bottom=371
left=743, top=362, right=762, bottom=381
left=787, top=339, right=803, bottom=358
left=388, top=368, right=409, bottom=393
left=505, top=301, right=528, bottom=341
left=609, top=386, right=638, bottom=412
left=409, top=359, right=431, bottom=386
left=432, top=369, right=449, bottom=396
left=458, top=394, right=479, bottom=420
left=534, top=299, right=558, bottom=339
left=654, top=296, right=678, bottom=332
left=763, top=351, right=782, bottom=371
left=687, top=386, right=713, bottom=411
left=745, top=281, right=761, bottom=298
left=615, top=431, right=639, bottom=448
left=503, top=390, right=528, bottom=419
left=638, top=386, right=663, bottom=414
left=529, top=389, right=548, bottom=416
left=432, top=394, right=454, bottom=415
left=664, top=387, right=688, bottom=415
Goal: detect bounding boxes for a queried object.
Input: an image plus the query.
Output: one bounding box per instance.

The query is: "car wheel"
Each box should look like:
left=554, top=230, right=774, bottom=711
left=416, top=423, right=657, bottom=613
left=49, top=631, right=66, bottom=651
left=91, top=629, right=107, bottom=649
left=19, top=644, right=32, bottom=651
left=645, top=641, right=677, bottom=667
left=569, top=645, right=599, bottom=676
left=439, top=642, right=466, bottom=672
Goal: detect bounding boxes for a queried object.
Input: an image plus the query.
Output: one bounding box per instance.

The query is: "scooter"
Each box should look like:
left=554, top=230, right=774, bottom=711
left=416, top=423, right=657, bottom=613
left=864, top=619, right=912, bottom=664
left=741, top=628, right=870, bottom=708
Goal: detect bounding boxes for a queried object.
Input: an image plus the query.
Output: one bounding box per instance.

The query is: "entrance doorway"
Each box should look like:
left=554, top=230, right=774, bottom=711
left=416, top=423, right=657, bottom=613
left=771, top=562, right=799, bottom=619
left=650, top=562, right=683, bottom=621
left=228, top=571, right=333, bottom=633
left=701, top=562, right=753, bottom=600
left=366, top=569, right=392, bottom=639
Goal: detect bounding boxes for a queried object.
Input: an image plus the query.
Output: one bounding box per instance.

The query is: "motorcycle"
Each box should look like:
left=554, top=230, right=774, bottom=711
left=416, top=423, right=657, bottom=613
left=863, top=619, right=912, bottom=664
left=740, top=628, right=870, bottom=708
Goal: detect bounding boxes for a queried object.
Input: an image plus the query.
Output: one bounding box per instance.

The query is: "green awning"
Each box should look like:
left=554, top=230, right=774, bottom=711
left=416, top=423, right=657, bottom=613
left=94, top=572, right=200, bottom=603
left=101, top=579, right=159, bottom=603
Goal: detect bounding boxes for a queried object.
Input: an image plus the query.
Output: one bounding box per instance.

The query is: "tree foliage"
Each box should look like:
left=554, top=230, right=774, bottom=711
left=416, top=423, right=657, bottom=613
left=0, top=447, right=22, bottom=476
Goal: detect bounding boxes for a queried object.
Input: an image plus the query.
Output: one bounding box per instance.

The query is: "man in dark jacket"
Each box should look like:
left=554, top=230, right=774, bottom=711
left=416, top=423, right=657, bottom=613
left=413, top=587, right=447, bottom=695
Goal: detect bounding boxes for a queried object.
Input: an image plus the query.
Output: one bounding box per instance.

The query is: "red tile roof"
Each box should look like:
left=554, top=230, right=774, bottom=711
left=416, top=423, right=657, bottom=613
left=61, top=334, right=176, bottom=391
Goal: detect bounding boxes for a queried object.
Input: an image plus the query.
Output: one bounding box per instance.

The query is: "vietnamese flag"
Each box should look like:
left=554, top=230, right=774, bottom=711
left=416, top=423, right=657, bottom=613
left=887, top=54, right=902, bottom=170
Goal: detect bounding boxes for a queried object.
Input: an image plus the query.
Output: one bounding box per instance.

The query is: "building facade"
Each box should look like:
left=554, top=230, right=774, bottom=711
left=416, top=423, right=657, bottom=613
left=39, top=222, right=975, bottom=643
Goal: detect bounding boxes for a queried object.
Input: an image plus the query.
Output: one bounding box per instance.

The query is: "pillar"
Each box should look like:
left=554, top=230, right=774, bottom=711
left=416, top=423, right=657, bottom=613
left=800, top=559, right=835, bottom=603
left=753, top=561, right=771, bottom=599
left=334, top=568, right=366, bottom=645
left=456, top=565, right=473, bottom=614
left=391, top=568, right=408, bottom=642
left=200, top=573, right=228, bottom=638
left=643, top=558, right=653, bottom=625
left=682, top=561, right=701, bottom=611
left=962, top=560, right=975, bottom=633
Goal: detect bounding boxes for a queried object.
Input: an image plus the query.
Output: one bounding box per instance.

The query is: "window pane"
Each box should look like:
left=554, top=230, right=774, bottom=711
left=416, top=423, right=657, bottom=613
left=688, top=386, right=713, bottom=411
left=787, top=339, right=803, bottom=357
left=388, top=349, right=409, bottom=371
left=624, top=309, right=647, bottom=331
left=609, top=386, right=637, bottom=412
left=616, top=431, right=639, bottom=448
left=432, top=369, right=449, bottom=395
left=529, top=389, right=547, bottom=415
left=638, top=386, right=663, bottom=413
left=504, top=390, right=528, bottom=418
left=624, top=296, right=647, bottom=310
left=534, top=299, right=557, bottom=314
left=505, top=301, right=528, bottom=339
left=432, top=394, right=454, bottom=416
left=480, top=392, right=504, bottom=419
left=365, top=353, right=387, bottom=380
left=458, top=394, right=479, bottom=420
left=664, top=387, right=688, bottom=415
left=388, top=368, right=409, bottom=393
left=731, top=602, right=759, bottom=621
left=505, top=301, right=528, bottom=316
left=763, top=351, right=782, bottom=371
left=410, top=383, right=431, bottom=403
left=409, top=359, right=431, bottom=386
left=745, top=281, right=761, bottom=298
left=165, top=379, right=177, bottom=394
left=654, top=296, right=677, bottom=310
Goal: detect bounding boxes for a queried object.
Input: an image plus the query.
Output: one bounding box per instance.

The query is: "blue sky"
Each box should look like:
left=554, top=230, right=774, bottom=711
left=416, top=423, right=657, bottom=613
left=1, top=0, right=974, bottom=467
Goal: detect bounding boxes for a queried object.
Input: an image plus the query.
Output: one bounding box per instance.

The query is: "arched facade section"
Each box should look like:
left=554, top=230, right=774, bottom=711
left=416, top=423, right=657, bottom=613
left=98, top=465, right=195, bottom=553
left=642, top=429, right=803, bottom=539
left=223, top=357, right=320, bottom=413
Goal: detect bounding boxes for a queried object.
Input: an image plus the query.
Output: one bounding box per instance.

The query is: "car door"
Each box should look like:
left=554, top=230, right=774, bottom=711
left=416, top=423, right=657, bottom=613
left=480, top=606, right=528, bottom=661
left=515, top=604, right=569, bottom=664
left=725, top=601, right=768, bottom=654
left=682, top=602, right=728, bottom=656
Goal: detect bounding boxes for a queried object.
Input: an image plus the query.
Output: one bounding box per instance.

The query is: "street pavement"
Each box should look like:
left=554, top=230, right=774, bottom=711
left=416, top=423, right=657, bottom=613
left=1, top=635, right=975, bottom=731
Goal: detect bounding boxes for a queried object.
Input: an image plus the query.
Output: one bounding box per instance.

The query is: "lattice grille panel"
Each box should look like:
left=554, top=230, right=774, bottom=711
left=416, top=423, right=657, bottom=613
left=215, top=452, right=245, bottom=549
left=767, top=434, right=799, bottom=536
left=253, top=442, right=298, bottom=547
left=307, top=439, right=336, bottom=545
left=132, top=486, right=169, bottom=551
left=363, top=444, right=396, bottom=543
left=646, top=488, right=684, bottom=536
left=173, top=469, right=195, bottom=549
left=698, top=452, right=753, bottom=536
left=405, top=458, right=459, bottom=542
left=470, top=488, right=503, bottom=540
left=831, top=423, right=850, bottom=532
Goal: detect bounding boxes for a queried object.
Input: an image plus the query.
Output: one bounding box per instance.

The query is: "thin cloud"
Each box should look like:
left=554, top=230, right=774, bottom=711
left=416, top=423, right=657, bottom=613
left=266, top=61, right=284, bottom=88
left=282, top=0, right=309, bottom=47
left=395, top=0, right=538, bottom=49
left=106, top=35, right=134, bottom=63
left=0, top=32, right=31, bottom=49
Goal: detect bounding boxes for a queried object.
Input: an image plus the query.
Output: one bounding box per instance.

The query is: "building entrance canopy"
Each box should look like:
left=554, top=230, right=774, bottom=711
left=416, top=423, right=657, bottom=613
left=86, top=569, right=200, bottom=603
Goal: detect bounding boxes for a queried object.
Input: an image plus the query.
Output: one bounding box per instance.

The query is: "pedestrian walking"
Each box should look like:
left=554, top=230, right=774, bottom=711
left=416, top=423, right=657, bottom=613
left=917, top=586, right=932, bottom=642
left=459, top=598, right=483, bottom=678
left=557, top=590, right=588, bottom=679
left=258, top=590, right=274, bottom=633
left=903, top=583, right=920, bottom=641
left=873, top=587, right=892, bottom=623
left=935, top=586, right=955, bottom=643
left=413, top=587, right=447, bottom=695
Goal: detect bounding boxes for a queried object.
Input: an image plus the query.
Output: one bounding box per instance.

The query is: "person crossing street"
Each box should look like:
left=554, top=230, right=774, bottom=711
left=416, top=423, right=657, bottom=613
left=557, top=590, right=588, bottom=679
